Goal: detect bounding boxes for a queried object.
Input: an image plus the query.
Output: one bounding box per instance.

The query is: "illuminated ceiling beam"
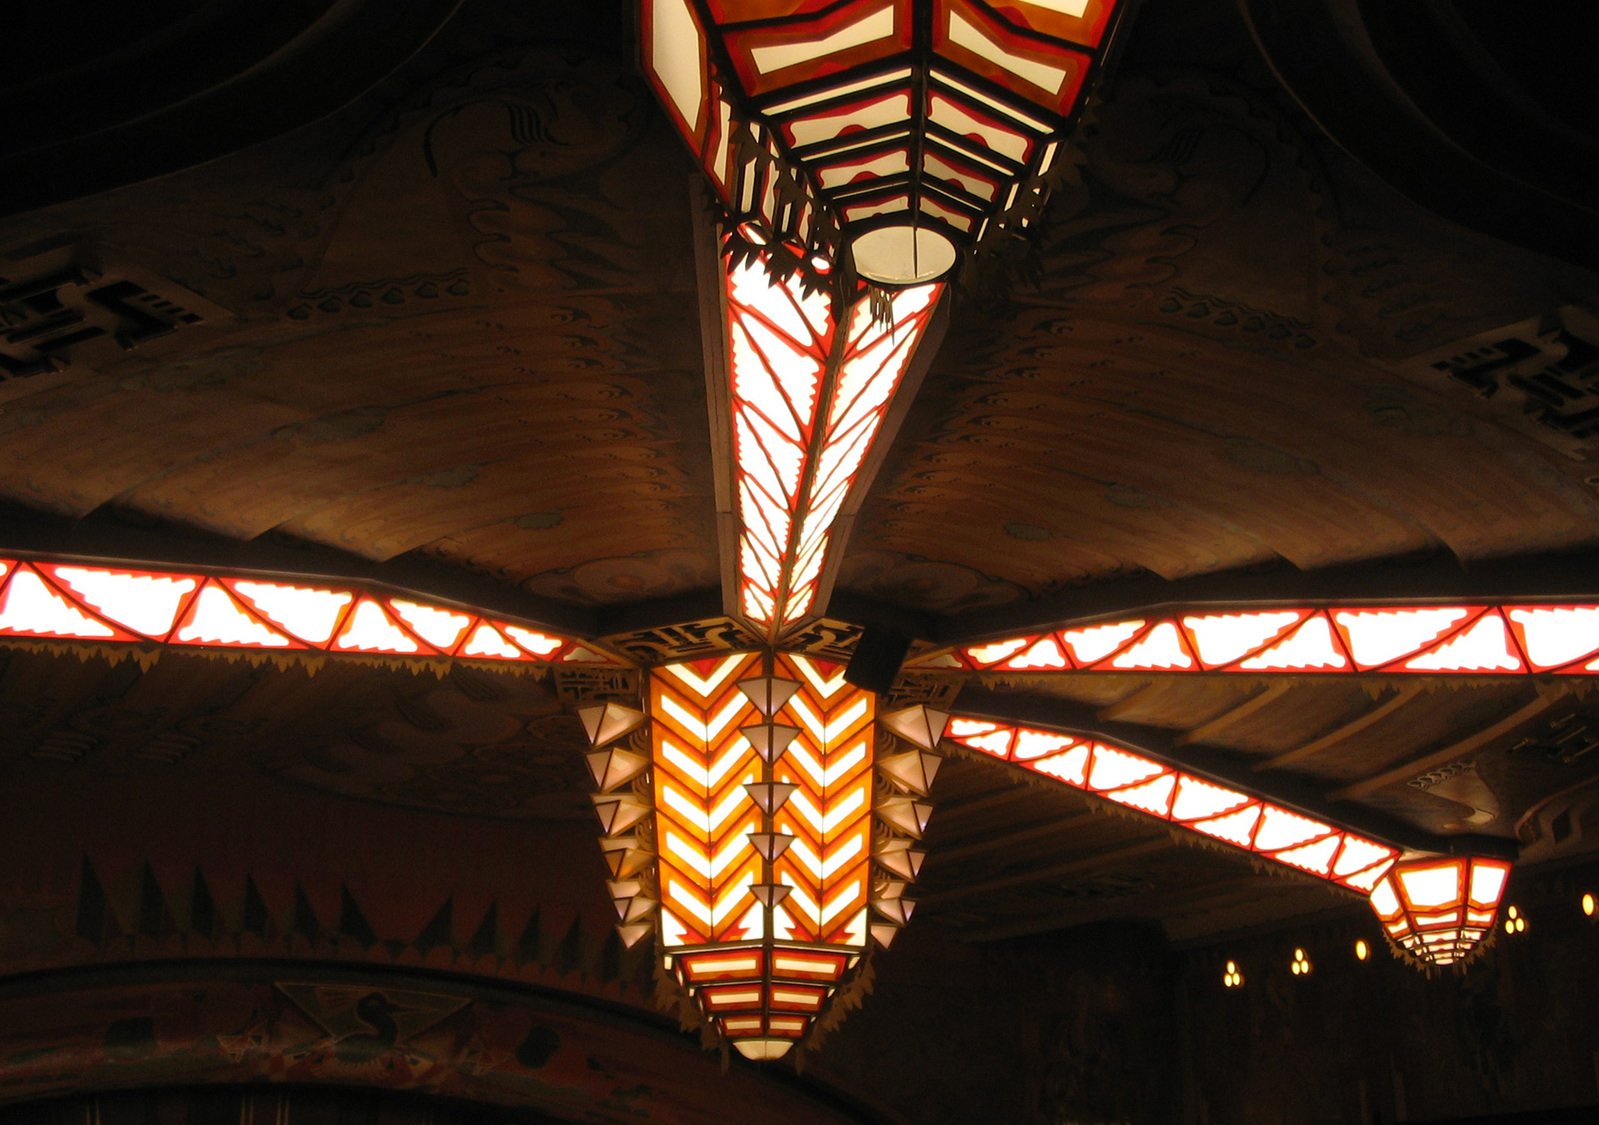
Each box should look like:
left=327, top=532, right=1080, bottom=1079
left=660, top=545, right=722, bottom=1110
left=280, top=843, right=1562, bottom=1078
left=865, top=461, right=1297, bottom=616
left=937, top=709, right=1517, bottom=966
left=948, top=688, right=1515, bottom=861
left=913, top=600, right=1599, bottom=676
left=0, top=513, right=597, bottom=637
left=0, top=554, right=622, bottom=667
left=932, top=550, right=1599, bottom=645
left=702, top=234, right=947, bottom=641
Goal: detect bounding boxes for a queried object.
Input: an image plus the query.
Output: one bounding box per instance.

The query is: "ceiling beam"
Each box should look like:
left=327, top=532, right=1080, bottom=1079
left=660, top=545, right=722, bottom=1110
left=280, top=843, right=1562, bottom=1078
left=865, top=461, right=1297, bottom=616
left=931, top=549, right=1599, bottom=645
left=1178, top=682, right=1295, bottom=746
left=1252, top=687, right=1417, bottom=773
left=950, top=685, right=1518, bottom=860
left=915, top=836, right=1173, bottom=909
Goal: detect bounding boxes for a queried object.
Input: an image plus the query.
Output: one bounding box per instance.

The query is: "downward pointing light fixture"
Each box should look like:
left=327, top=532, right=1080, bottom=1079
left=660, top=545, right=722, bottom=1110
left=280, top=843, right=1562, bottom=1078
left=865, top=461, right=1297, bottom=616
left=642, top=0, right=1135, bottom=283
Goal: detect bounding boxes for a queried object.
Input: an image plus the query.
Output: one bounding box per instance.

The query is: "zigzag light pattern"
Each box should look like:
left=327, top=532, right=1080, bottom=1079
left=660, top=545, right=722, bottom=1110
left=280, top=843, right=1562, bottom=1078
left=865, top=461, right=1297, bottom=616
left=0, top=558, right=614, bottom=666
left=942, top=718, right=1400, bottom=894
left=913, top=604, right=1599, bottom=675
left=650, top=652, right=874, bottom=1059
left=724, top=245, right=940, bottom=634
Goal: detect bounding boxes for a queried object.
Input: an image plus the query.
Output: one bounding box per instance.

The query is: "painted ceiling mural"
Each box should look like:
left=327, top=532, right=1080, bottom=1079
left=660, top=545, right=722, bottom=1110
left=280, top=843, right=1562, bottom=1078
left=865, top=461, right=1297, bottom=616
left=1, top=0, right=1598, bottom=1120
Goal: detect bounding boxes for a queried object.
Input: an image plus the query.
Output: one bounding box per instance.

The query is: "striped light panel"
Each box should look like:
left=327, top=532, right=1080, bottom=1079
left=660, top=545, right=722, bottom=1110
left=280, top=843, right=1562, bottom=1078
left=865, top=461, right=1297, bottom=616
left=942, top=718, right=1400, bottom=893
left=0, top=557, right=613, bottom=665
left=724, top=243, right=940, bottom=633
left=651, top=652, right=875, bottom=1059
left=642, top=0, right=1128, bottom=278
left=913, top=604, right=1599, bottom=675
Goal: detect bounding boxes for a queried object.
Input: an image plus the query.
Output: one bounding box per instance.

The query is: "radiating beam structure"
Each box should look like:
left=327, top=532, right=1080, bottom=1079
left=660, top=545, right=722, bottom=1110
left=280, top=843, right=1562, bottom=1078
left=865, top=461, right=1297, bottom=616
left=721, top=244, right=941, bottom=636
left=942, top=717, right=1401, bottom=893
left=941, top=716, right=1512, bottom=965
left=651, top=652, right=875, bottom=1060
left=912, top=603, right=1599, bottom=675
left=0, top=556, right=616, bottom=666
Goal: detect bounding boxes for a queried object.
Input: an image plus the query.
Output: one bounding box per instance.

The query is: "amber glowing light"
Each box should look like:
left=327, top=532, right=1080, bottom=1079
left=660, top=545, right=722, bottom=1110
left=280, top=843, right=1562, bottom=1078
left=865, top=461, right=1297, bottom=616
left=650, top=652, right=879, bottom=1059
left=0, top=558, right=611, bottom=665
left=914, top=604, right=1599, bottom=675
left=723, top=244, right=940, bottom=633
left=642, top=0, right=1132, bottom=283
left=1368, top=856, right=1512, bottom=966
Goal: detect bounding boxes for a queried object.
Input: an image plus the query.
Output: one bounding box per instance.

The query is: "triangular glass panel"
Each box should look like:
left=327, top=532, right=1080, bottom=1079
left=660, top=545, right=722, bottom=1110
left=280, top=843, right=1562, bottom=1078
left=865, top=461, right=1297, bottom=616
left=749, top=831, right=796, bottom=862
left=744, top=781, right=799, bottom=814
left=587, top=747, right=649, bottom=792
left=592, top=794, right=651, bottom=835
left=749, top=883, right=793, bottom=908
left=579, top=703, right=647, bottom=747
left=741, top=722, right=801, bottom=764
left=881, top=705, right=948, bottom=750
left=878, top=749, right=941, bottom=795
left=737, top=676, right=802, bottom=717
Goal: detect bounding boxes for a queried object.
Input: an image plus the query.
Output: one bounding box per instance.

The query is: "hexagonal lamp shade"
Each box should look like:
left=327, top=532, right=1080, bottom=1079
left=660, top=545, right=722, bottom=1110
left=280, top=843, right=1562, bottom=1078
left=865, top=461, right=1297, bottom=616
left=1368, top=855, right=1513, bottom=967
left=641, top=0, right=1135, bottom=283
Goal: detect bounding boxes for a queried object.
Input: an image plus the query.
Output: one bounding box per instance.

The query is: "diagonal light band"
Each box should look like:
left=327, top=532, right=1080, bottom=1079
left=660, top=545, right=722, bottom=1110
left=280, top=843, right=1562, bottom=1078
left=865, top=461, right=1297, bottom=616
left=721, top=244, right=942, bottom=637
left=911, top=603, right=1599, bottom=675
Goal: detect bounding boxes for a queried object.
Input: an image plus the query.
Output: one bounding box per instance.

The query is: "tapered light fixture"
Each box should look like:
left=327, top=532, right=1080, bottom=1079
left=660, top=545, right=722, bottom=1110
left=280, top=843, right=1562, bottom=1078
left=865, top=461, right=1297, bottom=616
left=1367, top=855, right=1512, bottom=967
left=642, top=0, right=1135, bottom=283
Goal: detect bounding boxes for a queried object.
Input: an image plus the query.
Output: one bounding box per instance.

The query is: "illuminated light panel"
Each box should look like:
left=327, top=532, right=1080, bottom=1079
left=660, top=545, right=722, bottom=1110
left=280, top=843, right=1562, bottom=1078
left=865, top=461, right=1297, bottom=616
left=640, top=0, right=1126, bottom=277
left=0, top=558, right=611, bottom=666
left=650, top=652, right=875, bottom=1055
left=722, top=245, right=941, bottom=635
left=914, top=604, right=1599, bottom=675
left=1368, top=855, right=1512, bottom=967
left=942, top=717, right=1399, bottom=894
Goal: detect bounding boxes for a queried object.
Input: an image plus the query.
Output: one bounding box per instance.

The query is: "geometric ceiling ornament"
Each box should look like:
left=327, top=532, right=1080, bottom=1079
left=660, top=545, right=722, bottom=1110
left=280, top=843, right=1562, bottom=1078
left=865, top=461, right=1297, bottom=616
left=641, top=0, right=1136, bottom=283
left=913, top=603, right=1599, bottom=675
left=715, top=242, right=944, bottom=638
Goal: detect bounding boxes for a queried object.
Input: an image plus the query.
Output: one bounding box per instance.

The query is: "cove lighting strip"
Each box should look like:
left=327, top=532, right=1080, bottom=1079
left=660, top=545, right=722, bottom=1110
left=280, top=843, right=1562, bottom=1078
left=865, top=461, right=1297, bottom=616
left=942, top=717, right=1400, bottom=893
left=913, top=604, right=1599, bottom=675
left=0, top=557, right=614, bottom=665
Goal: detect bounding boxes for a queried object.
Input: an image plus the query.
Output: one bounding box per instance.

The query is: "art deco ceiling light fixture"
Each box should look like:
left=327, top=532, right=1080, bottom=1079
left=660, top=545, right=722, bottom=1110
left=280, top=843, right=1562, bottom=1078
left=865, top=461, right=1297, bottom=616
left=642, top=0, right=1133, bottom=284
left=0, top=0, right=1575, bottom=1071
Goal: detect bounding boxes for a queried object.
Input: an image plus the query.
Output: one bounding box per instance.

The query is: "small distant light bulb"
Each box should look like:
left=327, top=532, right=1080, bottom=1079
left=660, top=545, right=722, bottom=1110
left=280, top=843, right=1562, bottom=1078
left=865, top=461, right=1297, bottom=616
left=1223, top=960, right=1243, bottom=988
left=1291, top=947, right=1312, bottom=976
left=1504, top=905, right=1527, bottom=935
left=1583, top=892, right=1595, bottom=918
left=1354, top=939, right=1369, bottom=962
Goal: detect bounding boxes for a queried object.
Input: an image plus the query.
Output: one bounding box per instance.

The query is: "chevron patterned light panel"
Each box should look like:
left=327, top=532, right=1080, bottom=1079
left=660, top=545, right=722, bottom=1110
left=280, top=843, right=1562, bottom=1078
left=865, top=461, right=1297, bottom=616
left=650, top=651, right=876, bottom=1060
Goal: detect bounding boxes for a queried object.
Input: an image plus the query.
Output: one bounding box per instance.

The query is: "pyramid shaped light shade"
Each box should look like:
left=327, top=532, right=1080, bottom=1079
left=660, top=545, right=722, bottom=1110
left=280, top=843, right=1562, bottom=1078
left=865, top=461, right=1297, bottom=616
left=592, top=793, right=652, bottom=835
left=745, top=781, right=800, bottom=815
left=587, top=747, right=650, bottom=792
left=749, top=883, right=794, bottom=908
left=749, top=831, right=797, bottom=863
left=881, top=706, right=949, bottom=751
left=578, top=702, right=647, bottom=747
left=617, top=921, right=655, bottom=949
left=737, top=676, right=801, bottom=718
left=877, top=795, right=935, bottom=838
left=740, top=722, right=802, bottom=764
left=733, top=1039, right=796, bottom=1062
left=878, top=749, right=942, bottom=795
left=870, top=921, right=902, bottom=949
left=874, top=837, right=927, bottom=880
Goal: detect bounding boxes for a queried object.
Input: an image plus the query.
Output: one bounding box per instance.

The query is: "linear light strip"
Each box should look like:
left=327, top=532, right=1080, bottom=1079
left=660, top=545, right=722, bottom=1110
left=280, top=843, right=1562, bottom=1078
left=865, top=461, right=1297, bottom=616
left=913, top=604, right=1599, bottom=675
left=941, top=717, right=1400, bottom=893
left=0, top=558, right=613, bottom=665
